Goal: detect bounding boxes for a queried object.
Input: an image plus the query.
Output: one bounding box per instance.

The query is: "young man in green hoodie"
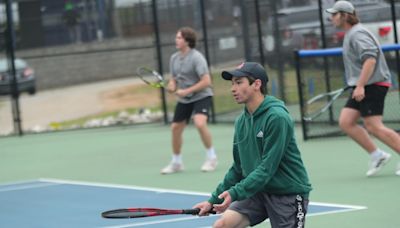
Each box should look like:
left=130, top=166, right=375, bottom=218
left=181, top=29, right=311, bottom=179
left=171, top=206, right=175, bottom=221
left=194, top=62, right=312, bottom=228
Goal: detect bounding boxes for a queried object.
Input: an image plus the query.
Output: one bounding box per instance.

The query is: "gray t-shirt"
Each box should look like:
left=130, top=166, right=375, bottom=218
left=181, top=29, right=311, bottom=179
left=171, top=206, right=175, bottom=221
left=342, top=23, right=391, bottom=86
left=169, top=49, right=213, bottom=104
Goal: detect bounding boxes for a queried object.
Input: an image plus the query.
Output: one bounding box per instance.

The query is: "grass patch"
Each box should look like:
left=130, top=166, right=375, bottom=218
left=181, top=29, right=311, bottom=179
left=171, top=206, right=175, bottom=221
left=51, top=65, right=342, bottom=129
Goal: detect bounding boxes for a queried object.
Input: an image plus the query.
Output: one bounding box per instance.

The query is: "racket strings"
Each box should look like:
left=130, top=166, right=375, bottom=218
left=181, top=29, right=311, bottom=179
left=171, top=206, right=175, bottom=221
left=306, top=96, right=333, bottom=114
left=137, top=67, right=166, bottom=88
left=304, top=87, right=350, bottom=121
left=305, top=96, right=336, bottom=119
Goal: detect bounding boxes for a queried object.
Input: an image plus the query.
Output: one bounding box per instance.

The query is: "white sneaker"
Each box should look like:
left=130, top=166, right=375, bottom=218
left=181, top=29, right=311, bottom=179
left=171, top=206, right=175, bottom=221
left=161, top=162, right=184, bottom=174
left=396, top=163, right=400, bottom=176
left=366, top=152, right=392, bottom=177
left=201, top=158, right=218, bottom=172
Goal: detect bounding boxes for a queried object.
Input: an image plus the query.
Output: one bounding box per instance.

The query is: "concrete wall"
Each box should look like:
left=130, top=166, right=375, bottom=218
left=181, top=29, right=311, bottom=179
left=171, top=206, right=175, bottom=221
left=10, top=33, right=245, bottom=91
left=16, top=37, right=157, bottom=91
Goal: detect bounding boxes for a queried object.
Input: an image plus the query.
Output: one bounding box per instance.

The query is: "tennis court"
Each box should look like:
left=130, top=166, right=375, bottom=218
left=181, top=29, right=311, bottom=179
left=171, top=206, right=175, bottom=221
left=0, top=179, right=363, bottom=228
left=0, top=123, right=399, bottom=228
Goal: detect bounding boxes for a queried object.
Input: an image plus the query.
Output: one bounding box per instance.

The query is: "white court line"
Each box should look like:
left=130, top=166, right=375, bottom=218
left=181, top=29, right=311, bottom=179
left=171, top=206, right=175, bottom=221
left=100, top=215, right=218, bottom=228
left=308, top=201, right=367, bottom=210
left=307, top=207, right=367, bottom=217
left=39, top=178, right=212, bottom=196
left=0, top=181, right=60, bottom=192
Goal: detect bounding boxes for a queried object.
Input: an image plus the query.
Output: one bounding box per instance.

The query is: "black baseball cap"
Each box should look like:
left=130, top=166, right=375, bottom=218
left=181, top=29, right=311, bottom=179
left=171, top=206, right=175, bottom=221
left=221, top=62, right=268, bottom=86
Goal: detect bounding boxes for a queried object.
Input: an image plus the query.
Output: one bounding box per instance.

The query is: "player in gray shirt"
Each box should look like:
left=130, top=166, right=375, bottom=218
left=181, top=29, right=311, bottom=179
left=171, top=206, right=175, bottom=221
left=169, top=47, right=213, bottom=104
left=342, top=24, right=391, bottom=86
left=326, top=1, right=400, bottom=177
left=161, top=27, right=218, bottom=174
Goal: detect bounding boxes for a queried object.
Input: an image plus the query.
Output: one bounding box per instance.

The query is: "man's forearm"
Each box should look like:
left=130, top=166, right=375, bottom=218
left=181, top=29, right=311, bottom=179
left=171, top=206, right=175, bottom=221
left=357, top=57, right=376, bottom=87
left=187, top=74, right=211, bottom=93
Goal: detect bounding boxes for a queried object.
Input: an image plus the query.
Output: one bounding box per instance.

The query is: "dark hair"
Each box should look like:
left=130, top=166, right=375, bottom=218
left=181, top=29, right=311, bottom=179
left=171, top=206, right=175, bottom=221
left=178, top=27, right=197, bottom=48
left=248, top=76, right=267, bottom=95
left=340, top=11, right=359, bottom=25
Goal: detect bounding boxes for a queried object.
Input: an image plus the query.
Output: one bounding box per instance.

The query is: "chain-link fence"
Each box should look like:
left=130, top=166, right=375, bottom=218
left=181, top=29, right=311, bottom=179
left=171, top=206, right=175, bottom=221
left=0, top=0, right=397, bottom=137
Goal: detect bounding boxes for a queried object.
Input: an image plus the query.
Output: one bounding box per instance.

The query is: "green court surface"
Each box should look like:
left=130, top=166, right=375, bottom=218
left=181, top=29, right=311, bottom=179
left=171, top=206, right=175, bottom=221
left=0, top=123, right=399, bottom=228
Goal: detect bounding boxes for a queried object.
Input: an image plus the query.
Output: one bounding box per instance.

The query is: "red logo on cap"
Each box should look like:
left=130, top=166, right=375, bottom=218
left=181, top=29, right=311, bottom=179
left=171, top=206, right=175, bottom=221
left=236, top=62, right=245, bottom=69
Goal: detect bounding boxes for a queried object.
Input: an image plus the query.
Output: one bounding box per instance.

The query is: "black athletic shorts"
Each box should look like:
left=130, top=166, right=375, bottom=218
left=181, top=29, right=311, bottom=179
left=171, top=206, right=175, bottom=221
left=229, top=192, right=309, bottom=227
left=345, top=84, right=389, bottom=117
left=172, top=96, right=212, bottom=123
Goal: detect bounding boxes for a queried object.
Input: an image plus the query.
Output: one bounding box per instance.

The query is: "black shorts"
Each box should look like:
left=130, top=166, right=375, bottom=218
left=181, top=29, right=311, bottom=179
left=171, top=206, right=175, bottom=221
left=172, top=96, right=212, bottom=123
left=229, top=192, right=309, bottom=227
left=345, top=84, right=388, bottom=117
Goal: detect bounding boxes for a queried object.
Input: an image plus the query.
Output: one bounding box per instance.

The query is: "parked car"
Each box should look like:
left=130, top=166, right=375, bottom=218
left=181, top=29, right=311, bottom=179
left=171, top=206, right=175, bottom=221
left=357, top=3, right=400, bottom=46
left=0, top=58, right=36, bottom=95
left=261, top=1, right=398, bottom=67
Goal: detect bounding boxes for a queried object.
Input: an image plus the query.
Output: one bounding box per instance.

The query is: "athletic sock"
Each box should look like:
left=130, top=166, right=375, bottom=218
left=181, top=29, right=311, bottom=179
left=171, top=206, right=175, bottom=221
left=206, top=147, right=217, bottom=160
left=370, top=149, right=383, bottom=160
left=172, top=154, right=182, bottom=164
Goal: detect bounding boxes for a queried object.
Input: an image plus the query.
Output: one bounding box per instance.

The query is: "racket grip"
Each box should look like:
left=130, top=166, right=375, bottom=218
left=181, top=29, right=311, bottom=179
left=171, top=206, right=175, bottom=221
left=183, top=208, right=201, bottom=215
left=185, top=208, right=216, bottom=215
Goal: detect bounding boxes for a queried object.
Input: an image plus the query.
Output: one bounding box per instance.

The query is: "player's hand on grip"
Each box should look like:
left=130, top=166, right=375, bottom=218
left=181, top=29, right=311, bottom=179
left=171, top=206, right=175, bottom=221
left=213, top=191, right=232, bottom=214
left=175, top=88, right=192, bottom=98
left=167, top=80, right=177, bottom=93
left=193, top=201, right=213, bottom=216
left=352, top=86, right=365, bottom=102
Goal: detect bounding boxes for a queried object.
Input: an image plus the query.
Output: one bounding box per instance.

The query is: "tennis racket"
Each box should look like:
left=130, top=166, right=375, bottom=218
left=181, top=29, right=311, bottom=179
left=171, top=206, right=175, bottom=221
left=136, top=67, right=166, bottom=88
left=101, top=207, right=212, bottom=219
left=303, top=86, right=351, bottom=122
left=136, top=66, right=194, bottom=98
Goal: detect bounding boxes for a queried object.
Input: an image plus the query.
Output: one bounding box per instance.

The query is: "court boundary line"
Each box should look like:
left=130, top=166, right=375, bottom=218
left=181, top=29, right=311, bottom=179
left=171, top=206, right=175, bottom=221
left=100, top=214, right=218, bottom=228
left=0, top=181, right=60, bottom=192
left=39, top=178, right=212, bottom=196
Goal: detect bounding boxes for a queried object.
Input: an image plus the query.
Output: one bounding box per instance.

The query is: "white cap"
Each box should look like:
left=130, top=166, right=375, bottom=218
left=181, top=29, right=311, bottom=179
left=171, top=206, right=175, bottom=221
left=326, top=1, right=355, bottom=14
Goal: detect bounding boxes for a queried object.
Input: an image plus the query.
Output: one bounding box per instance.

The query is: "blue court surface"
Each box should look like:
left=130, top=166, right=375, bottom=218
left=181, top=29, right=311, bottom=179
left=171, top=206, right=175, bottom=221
left=0, top=179, right=366, bottom=228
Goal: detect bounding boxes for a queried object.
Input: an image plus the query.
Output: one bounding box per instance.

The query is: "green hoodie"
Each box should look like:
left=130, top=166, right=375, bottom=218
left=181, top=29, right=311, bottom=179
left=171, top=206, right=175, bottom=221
left=209, top=96, right=312, bottom=204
